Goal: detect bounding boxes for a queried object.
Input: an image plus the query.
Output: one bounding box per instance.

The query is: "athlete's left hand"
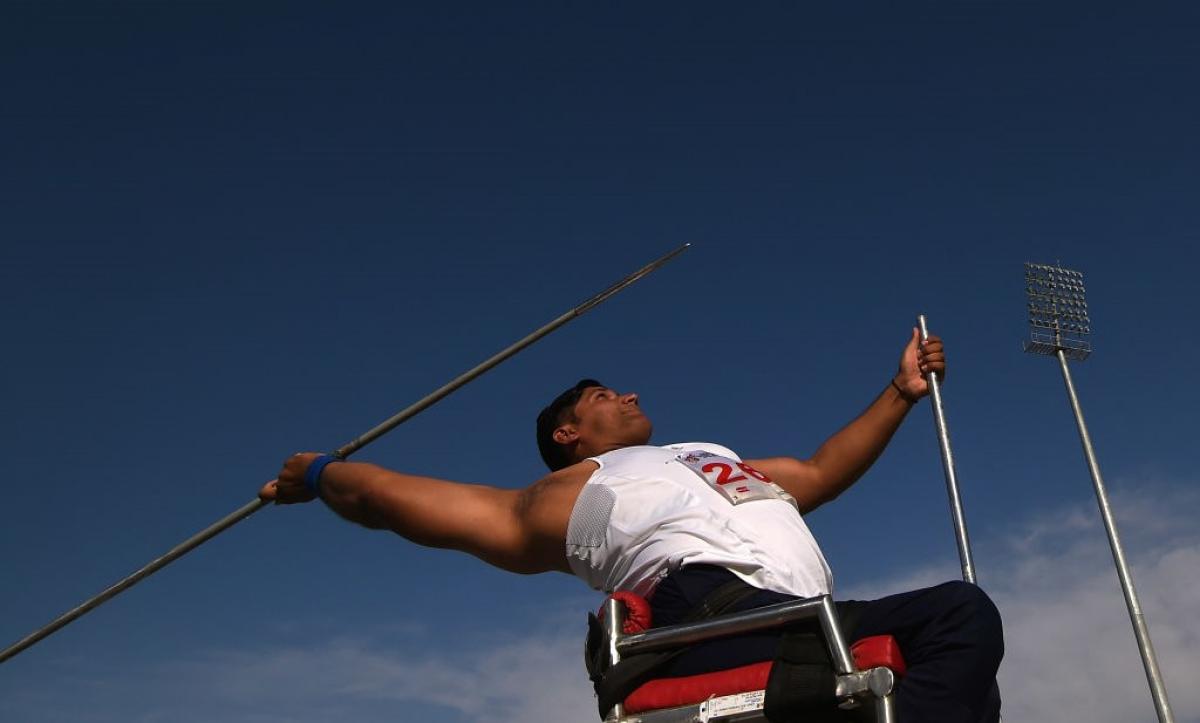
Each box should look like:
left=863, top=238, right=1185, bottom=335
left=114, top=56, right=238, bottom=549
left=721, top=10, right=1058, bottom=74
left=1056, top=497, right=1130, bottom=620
left=893, top=328, right=946, bottom=402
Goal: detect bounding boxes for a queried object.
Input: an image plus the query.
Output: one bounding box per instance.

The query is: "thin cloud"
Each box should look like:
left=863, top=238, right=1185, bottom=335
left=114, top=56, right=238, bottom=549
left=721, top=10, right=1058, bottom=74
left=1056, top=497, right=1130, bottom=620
left=844, top=485, right=1200, bottom=723
left=188, top=486, right=1198, bottom=723
left=990, top=492, right=1200, bottom=723
left=183, top=628, right=597, bottom=723
left=8, top=490, right=1195, bottom=723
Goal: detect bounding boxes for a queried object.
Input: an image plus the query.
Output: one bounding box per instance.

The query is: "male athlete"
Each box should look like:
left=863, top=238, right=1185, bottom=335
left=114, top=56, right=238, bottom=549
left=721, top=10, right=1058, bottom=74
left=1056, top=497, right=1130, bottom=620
left=261, top=328, right=1002, bottom=722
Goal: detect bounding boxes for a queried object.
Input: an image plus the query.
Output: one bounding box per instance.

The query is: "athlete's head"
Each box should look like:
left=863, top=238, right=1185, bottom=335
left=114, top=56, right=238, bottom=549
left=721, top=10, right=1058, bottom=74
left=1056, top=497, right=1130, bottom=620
left=536, top=379, right=652, bottom=471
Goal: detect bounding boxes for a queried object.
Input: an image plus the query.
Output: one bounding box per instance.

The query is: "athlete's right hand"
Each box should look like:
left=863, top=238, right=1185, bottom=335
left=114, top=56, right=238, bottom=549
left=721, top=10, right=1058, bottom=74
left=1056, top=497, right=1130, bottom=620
left=258, top=452, right=322, bottom=504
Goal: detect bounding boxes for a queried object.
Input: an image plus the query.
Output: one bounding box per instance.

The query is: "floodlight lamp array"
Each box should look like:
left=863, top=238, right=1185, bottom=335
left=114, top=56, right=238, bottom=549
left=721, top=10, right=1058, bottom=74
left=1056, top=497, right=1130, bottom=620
left=1023, top=262, right=1092, bottom=360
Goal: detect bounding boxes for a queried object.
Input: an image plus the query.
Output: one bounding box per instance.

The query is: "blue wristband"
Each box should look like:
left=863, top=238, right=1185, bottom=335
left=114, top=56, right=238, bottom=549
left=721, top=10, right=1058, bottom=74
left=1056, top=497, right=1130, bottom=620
left=304, top=454, right=342, bottom=496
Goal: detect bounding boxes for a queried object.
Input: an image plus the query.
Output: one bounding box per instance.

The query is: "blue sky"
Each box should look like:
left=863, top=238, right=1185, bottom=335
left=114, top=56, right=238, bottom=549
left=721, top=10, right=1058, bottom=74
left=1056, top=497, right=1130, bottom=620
left=2, top=3, right=1198, bottom=721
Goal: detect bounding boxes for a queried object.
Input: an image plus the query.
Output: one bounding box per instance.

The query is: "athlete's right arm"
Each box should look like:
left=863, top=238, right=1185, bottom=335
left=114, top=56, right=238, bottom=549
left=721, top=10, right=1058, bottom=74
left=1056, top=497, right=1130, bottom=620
left=258, top=453, right=583, bottom=575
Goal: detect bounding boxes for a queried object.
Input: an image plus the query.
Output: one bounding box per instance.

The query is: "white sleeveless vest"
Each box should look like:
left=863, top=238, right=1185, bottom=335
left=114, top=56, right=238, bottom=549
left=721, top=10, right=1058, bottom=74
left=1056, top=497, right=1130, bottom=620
left=565, top=442, right=833, bottom=598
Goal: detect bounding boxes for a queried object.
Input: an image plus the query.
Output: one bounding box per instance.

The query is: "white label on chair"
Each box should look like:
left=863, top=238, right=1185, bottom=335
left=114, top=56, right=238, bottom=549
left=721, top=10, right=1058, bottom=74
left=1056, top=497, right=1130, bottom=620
left=675, top=450, right=783, bottom=505
left=700, top=690, right=766, bottom=721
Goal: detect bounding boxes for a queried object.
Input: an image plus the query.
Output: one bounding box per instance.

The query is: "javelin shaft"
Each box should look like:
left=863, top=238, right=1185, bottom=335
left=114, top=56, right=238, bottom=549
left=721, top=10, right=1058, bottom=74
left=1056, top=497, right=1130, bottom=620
left=0, top=500, right=266, bottom=663
left=0, top=243, right=690, bottom=665
left=917, top=314, right=977, bottom=584
left=334, top=242, right=690, bottom=457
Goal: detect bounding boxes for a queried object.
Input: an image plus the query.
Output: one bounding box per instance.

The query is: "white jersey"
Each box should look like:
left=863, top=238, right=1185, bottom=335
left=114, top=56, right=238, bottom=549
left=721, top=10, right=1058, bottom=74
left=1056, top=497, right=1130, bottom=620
left=565, top=442, right=833, bottom=598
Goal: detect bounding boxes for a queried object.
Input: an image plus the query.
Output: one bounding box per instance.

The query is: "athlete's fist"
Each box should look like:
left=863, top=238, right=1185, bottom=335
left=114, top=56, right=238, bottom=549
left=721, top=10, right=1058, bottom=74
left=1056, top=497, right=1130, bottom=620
left=258, top=452, right=322, bottom=504
left=893, top=328, right=946, bottom=402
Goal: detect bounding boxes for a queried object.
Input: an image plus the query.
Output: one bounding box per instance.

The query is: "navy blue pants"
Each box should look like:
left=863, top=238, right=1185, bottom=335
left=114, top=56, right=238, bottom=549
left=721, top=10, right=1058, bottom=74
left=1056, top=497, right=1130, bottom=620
left=650, top=566, right=1003, bottom=722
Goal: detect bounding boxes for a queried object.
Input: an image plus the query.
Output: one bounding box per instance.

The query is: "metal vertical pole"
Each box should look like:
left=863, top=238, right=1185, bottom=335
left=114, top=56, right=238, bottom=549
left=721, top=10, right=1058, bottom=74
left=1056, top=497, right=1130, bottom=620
left=1056, top=350, right=1174, bottom=723
left=817, top=596, right=857, bottom=675
left=917, top=314, right=977, bottom=584
left=603, top=597, right=627, bottom=721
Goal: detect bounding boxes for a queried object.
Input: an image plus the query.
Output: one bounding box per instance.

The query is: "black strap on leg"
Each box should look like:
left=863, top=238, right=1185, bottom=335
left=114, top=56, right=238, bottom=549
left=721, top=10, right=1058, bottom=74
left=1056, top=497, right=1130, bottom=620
left=762, top=626, right=841, bottom=722
left=762, top=601, right=871, bottom=722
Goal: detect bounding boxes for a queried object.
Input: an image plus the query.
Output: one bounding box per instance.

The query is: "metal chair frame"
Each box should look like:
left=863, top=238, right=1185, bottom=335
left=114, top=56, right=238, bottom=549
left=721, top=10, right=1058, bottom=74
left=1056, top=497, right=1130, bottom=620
left=598, top=594, right=897, bottom=723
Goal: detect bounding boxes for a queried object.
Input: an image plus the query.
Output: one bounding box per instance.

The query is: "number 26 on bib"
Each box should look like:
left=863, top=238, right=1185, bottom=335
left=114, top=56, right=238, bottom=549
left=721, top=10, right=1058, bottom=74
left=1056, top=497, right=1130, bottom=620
left=675, top=451, right=796, bottom=509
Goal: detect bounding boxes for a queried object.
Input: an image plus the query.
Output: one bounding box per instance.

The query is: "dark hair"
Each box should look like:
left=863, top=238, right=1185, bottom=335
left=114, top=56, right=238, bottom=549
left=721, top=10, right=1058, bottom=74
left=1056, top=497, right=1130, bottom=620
left=536, top=378, right=604, bottom=471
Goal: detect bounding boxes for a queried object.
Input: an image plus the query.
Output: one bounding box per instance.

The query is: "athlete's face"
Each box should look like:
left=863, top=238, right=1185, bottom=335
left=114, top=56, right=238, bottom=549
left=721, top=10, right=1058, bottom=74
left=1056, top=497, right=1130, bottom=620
left=557, top=386, right=653, bottom=459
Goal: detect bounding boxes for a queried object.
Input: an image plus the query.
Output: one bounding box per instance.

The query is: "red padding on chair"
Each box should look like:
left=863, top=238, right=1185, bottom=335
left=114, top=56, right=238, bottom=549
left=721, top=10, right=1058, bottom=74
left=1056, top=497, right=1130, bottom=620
left=625, top=661, right=772, bottom=713
left=623, top=635, right=906, bottom=713
left=601, top=591, right=653, bottom=634
left=851, top=635, right=906, bottom=677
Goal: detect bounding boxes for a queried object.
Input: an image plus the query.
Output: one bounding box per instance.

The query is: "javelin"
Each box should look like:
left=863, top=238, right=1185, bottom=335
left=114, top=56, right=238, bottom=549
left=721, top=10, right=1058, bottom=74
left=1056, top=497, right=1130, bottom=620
left=0, top=243, right=691, bottom=664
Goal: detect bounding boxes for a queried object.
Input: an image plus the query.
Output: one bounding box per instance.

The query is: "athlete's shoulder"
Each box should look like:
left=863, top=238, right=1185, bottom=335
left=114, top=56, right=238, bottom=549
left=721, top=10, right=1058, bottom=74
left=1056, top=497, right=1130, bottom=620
left=659, top=441, right=742, bottom=461
left=588, top=442, right=744, bottom=471
left=589, top=444, right=666, bottom=466
left=514, top=459, right=597, bottom=526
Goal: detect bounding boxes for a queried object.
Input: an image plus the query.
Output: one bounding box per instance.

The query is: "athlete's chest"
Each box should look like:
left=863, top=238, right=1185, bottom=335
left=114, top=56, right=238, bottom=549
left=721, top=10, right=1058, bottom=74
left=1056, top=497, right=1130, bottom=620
left=593, top=444, right=797, bottom=511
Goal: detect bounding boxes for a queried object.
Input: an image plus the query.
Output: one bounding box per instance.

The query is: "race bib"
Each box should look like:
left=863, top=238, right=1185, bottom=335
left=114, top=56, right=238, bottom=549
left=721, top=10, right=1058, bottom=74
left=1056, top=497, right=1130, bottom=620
left=675, top=450, right=793, bottom=507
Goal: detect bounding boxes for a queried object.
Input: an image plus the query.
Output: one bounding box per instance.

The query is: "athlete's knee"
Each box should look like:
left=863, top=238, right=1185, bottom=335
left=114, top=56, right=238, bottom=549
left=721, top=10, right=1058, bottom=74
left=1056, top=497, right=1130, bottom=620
left=965, top=582, right=1001, bottom=626
left=943, top=581, right=1004, bottom=660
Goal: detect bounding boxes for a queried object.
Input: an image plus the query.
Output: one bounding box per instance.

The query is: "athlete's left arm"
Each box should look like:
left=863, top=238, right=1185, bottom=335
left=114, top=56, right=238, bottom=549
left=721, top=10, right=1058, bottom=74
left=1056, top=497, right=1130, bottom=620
left=745, top=329, right=945, bottom=514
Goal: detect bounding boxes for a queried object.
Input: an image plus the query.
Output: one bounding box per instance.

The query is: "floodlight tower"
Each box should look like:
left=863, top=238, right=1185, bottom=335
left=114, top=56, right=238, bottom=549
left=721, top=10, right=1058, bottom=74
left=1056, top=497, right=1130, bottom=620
left=1023, top=263, right=1175, bottom=723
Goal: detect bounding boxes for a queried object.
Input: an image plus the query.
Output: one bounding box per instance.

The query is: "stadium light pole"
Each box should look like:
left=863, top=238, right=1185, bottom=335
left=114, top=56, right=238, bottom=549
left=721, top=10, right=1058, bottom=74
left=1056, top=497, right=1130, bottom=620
left=1023, top=262, right=1174, bottom=723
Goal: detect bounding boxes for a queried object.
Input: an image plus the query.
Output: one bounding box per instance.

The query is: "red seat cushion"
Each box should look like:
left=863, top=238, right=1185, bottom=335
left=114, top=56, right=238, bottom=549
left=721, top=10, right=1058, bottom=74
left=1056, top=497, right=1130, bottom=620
left=852, top=635, right=906, bottom=677
left=625, top=661, right=773, bottom=713
left=622, top=635, right=905, bottom=714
